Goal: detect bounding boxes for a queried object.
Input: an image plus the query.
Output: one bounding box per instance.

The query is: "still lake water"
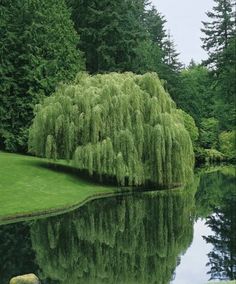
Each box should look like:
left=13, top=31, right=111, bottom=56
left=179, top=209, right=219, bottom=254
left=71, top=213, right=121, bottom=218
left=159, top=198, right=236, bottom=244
left=0, top=167, right=235, bottom=284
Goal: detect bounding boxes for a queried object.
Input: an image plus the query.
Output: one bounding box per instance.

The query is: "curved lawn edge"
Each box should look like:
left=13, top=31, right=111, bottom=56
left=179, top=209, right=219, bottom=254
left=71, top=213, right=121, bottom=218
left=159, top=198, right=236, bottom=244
left=0, top=151, right=189, bottom=226
left=0, top=188, right=133, bottom=226
left=0, top=151, right=122, bottom=226
left=0, top=185, right=187, bottom=226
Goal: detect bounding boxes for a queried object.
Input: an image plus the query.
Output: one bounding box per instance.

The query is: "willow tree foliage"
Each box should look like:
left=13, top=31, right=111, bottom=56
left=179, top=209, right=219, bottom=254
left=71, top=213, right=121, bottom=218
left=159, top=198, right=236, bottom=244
left=30, top=187, right=195, bottom=284
left=29, top=72, right=194, bottom=187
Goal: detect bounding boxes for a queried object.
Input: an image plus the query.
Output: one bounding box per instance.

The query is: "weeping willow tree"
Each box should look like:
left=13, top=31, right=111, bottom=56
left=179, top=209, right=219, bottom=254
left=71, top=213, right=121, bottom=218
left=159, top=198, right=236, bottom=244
left=30, top=185, right=196, bottom=284
left=29, top=72, right=194, bottom=187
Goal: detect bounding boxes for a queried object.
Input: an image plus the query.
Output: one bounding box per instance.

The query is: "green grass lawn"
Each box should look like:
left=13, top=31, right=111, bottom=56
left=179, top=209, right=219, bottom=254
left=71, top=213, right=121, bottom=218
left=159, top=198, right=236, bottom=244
left=0, top=151, right=116, bottom=223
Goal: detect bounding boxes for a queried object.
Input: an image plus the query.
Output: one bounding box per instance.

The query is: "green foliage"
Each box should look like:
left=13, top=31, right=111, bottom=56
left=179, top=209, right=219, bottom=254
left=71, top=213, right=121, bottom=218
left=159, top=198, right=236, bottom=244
left=201, top=0, right=235, bottom=67
left=201, top=0, right=235, bottom=134
left=1, top=0, right=184, bottom=154
left=204, top=195, right=236, bottom=281
left=145, top=6, right=167, bottom=47
left=175, top=39, right=235, bottom=157
left=163, top=33, right=183, bottom=72
left=175, top=65, right=215, bottom=127
left=195, top=147, right=227, bottom=164
left=195, top=168, right=236, bottom=280
left=130, top=40, right=163, bottom=74
left=199, top=118, right=219, bottom=149
left=0, top=0, right=84, bottom=152
left=219, top=131, right=236, bottom=159
left=66, top=0, right=147, bottom=73
left=204, top=149, right=225, bottom=163
left=195, top=166, right=236, bottom=218
left=30, top=187, right=195, bottom=284
left=29, top=72, right=194, bottom=187
left=177, top=110, right=199, bottom=144
left=66, top=0, right=182, bottom=100
left=215, top=37, right=236, bottom=130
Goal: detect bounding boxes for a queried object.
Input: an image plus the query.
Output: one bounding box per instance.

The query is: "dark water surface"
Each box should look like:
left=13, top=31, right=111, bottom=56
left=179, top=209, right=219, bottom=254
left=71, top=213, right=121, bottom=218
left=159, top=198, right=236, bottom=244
left=0, top=167, right=235, bottom=284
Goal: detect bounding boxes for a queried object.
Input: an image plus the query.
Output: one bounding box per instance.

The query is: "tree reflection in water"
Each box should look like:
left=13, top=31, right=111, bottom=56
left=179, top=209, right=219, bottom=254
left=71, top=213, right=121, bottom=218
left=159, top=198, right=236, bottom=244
left=0, top=167, right=235, bottom=284
left=30, top=187, right=195, bottom=284
left=204, top=196, right=236, bottom=280
left=196, top=168, right=236, bottom=281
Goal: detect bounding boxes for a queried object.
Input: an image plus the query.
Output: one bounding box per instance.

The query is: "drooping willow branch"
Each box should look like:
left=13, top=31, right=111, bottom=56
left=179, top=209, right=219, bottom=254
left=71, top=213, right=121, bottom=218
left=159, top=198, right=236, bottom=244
left=29, top=72, right=194, bottom=187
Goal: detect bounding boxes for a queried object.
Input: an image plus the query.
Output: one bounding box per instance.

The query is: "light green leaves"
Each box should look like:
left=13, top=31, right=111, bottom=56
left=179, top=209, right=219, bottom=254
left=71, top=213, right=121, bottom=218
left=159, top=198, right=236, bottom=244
left=29, top=72, right=194, bottom=188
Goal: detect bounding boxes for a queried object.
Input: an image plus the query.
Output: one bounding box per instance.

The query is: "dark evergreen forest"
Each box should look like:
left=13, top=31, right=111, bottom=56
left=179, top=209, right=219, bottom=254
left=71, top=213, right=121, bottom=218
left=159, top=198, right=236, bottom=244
left=0, top=0, right=235, bottom=162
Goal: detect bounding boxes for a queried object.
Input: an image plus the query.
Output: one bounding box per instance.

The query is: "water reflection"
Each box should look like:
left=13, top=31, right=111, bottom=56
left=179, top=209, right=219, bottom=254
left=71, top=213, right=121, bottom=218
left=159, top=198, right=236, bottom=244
left=199, top=170, right=236, bottom=281
left=204, top=199, right=236, bottom=281
left=30, top=187, right=195, bottom=284
left=0, top=167, right=235, bottom=284
left=0, top=223, right=37, bottom=284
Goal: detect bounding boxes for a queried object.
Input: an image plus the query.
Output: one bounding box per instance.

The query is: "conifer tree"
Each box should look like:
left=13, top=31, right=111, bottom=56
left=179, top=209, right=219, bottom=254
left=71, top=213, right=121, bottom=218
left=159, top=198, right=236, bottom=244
left=133, top=6, right=168, bottom=77
left=201, top=0, right=235, bottom=130
left=144, top=6, right=167, bottom=48
left=66, top=0, right=183, bottom=103
left=215, top=37, right=236, bottom=130
left=163, top=33, right=183, bottom=72
left=0, top=0, right=84, bottom=152
left=67, top=0, right=148, bottom=73
left=159, top=32, right=183, bottom=100
left=201, top=0, right=235, bottom=67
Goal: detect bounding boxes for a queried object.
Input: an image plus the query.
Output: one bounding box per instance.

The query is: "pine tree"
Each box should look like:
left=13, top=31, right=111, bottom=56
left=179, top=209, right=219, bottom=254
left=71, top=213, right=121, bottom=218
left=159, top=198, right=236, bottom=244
left=0, top=0, right=84, bottom=152
left=163, top=32, right=183, bottom=72
left=130, top=40, right=163, bottom=74
left=158, top=32, right=183, bottom=100
left=201, top=0, right=235, bottom=130
left=215, top=37, right=236, bottom=130
left=139, top=6, right=183, bottom=99
left=144, top=6, right=167, bottom=48
left=201, top=0, right=235, bottom=67
left=67, top=0, right=148, bottom=73
left=133, top=6, right=167, bottom=76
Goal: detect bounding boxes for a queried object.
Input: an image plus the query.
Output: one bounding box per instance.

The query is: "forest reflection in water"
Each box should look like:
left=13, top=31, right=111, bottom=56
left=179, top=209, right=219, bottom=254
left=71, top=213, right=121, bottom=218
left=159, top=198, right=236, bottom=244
left=195, top=167, right=236, bottom=282
left=0, top=167, right=235, bottom=284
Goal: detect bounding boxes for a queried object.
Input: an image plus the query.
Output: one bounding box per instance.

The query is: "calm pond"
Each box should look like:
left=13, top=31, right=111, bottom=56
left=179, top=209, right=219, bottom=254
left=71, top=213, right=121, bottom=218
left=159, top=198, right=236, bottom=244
left=0, top=167, right=235, bottom=284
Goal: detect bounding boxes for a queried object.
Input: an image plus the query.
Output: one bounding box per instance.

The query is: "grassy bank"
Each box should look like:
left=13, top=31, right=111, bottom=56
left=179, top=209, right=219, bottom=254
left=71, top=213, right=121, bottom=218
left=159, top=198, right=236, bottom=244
left=0, top=152, right=116, bottom=224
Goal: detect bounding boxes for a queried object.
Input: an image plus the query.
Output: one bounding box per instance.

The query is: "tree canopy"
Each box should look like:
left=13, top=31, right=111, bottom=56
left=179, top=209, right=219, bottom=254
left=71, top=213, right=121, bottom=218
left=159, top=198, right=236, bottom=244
left=201, top=0, right=235, bottom=67
left=200, top=0, right=235, bottom=135
left=29, top=72, right=194, bottom=188
left=66, top=0, right=147, bottom=73
left=0, top=0, right=84, bottom=152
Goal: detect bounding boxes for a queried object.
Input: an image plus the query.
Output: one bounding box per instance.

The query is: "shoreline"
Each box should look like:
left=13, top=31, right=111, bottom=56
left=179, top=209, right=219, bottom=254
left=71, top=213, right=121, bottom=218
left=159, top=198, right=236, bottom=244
left=0, top=190, right=119, bottom=226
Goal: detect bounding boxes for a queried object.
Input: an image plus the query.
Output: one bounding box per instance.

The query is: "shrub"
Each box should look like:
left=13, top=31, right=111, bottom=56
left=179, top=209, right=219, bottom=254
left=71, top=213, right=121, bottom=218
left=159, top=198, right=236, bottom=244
left=219, top=131, right=236, bottom=160
left=204, top=149, right=225, bottom=163
left=199, top=118, right=219, bottom=149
